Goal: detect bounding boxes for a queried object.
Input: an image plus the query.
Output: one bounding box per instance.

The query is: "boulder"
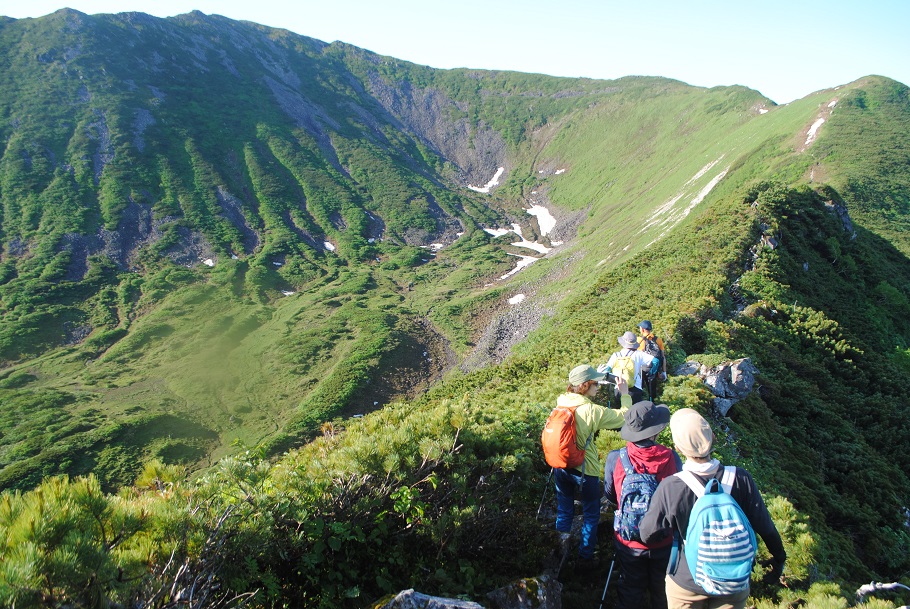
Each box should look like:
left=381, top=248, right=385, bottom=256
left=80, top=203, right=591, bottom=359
left=674, top=361, right=701, bottom=376
left=487, top=574, right=562, bottom=609
left=375, top=589, right=484, bottom=609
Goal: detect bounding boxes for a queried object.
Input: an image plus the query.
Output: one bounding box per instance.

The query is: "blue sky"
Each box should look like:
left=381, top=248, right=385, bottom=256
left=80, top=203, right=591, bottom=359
left=2, top=0, right=908, bottom=104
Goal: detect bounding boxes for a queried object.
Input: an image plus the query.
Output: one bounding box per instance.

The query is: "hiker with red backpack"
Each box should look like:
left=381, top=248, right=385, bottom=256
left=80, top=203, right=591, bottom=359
left=599, top=331, right=660, bottom=403
left=604, top=378, right=682, bottom=609
left=637, top=320, right=668, bottom=400
left=639, top=409, right=786, bottom=609
left=543, top=364, right=631, bottom=570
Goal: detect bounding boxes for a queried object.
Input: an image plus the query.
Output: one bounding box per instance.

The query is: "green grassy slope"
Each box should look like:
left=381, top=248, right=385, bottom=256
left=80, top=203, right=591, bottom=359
left=0, top=9, right=909, bottom=609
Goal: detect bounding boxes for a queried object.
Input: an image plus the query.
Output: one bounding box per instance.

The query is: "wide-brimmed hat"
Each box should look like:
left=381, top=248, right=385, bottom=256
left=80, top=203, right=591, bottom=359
left=621, top=401, right=671, bottom=442
left=617, top=331, right=639, bottom=349
left=568, top=364, right=605, bottom=385
left=670, top=408, right=714, bottom=458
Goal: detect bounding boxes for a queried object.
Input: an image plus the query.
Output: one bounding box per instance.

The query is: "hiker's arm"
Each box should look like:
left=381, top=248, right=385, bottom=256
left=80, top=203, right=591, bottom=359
left=648, top=355, right=660, bottom=377
left=603, top=451, right=619, bottom=502
left=594, top=402, right=627, bottom=429
left=738, top=472, right=787, bottom=567
left=639, top=481, right=676, bottom=543
left=597, top=354, right=616, bottom=375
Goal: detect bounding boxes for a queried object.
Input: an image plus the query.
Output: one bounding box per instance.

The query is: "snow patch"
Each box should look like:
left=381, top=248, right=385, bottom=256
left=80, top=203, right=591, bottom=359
left=430, top=243, right=444, bottom=251
left=508, top=293, right=526, bottom=305
left=324, top=241, right=336, bottom=251
left=500, top=254, right=538, bottom=280
left=202, top=258, right=215, bottom=267
left=527, top=204, right=556, bottom=236
left=555, top=168, right=566, bottom=175
left=805, top=118, right=825, bottom=146
left=758, top=109, right=769, bottom=114
left=281, top=290, right=295, bottom=296
left=685, top=157, right=724, bottom=187
left=828, top=99, right=838, bottom=108
left=484, top=227, right=513, bottom=238
left=467, top=167, right=505, bottom=193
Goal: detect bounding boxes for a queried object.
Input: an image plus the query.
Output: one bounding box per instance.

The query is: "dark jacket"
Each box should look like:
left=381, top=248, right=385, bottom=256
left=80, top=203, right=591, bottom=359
left=604, top=441, right=682, bottom=551
left=638, top=463, right=786, bottom=594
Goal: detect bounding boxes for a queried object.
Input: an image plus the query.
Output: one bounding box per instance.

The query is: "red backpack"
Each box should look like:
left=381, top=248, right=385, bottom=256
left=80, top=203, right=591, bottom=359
left=541, top=405, right=590, bottom=469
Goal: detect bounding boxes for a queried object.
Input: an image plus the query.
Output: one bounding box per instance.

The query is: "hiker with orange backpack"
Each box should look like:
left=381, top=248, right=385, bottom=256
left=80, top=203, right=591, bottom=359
left=544, top=364, right=631, bottom=570
left=637, top=320, right=668, bottom=400
left=600, top=331, right=659, bottom=403
left=604, top=378, right=682, bottom=609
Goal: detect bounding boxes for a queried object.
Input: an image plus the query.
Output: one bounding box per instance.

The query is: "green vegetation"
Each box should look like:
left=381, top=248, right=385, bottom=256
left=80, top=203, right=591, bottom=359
left=0, top=9, right=909, bottom=609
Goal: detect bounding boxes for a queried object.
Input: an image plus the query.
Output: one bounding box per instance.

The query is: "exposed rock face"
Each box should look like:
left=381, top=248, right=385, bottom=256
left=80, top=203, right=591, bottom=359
left=675, top=358, right=759, bottom=416
left=376, top=575, right=562, bottom=609
left=376, top=589, right=483, bottom=609
left=487, top=575, right=562, bottom=609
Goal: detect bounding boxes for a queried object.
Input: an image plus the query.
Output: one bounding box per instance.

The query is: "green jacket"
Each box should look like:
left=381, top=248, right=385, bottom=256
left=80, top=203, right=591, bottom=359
left=555, top=392, right=631, bottom=477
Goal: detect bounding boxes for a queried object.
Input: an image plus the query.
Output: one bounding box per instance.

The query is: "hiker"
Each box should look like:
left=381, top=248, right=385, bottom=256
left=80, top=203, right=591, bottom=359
left=604, top=377, right=682, bottom=609
left=639, top=408, right=786, bottom=609
left=552, top=364, right=631, bottom=570
left=637, top=320, right=667, bottom=400
left=599, top=331, right=659, bottom=403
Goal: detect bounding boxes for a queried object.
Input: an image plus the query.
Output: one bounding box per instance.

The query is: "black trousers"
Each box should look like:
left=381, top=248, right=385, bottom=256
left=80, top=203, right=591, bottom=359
left=614, top=541, right=671, bottom=609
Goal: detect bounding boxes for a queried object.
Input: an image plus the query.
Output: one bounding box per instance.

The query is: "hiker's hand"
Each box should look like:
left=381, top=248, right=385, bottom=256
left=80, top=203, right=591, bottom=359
left=615, top=375, right=629, bottom=395
left=660, top=372, right=668, bottom=381
left=760, top=558, right=784, bottom=586
left=596, top=363, right=609, bottom=374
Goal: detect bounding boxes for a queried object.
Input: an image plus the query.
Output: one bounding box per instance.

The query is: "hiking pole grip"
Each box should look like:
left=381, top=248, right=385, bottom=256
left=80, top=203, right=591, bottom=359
left=598, top=559, right=615, bottom=609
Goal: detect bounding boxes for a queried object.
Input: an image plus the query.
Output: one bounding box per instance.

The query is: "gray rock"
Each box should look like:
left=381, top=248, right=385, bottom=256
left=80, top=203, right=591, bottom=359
left=376, top=589, right=484, bottom=609
left=714, top=397, right=736, bottom=417
left=487, top=575, right=562, bottom=609
left=675, top=361, right=701, bottom=376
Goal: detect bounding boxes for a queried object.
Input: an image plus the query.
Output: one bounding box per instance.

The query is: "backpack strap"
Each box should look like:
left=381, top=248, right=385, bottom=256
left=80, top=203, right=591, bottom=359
left=720, top=466, right=736, bottom=494
left=619, top=447, right=635, bottom=475
left=675, top=469, right=706, bottom=498
left=676, top=466, right=737, bottom=496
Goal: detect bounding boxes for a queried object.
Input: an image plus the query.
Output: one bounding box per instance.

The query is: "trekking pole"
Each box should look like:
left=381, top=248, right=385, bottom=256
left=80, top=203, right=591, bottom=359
left=597, top=559, right=615, bottom=609
left=536, top=467, right=554, bottom=519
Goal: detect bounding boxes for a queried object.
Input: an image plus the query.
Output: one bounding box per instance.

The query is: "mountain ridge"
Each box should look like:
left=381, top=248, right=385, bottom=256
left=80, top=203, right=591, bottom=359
left=0, top=10, right=908, bottom=608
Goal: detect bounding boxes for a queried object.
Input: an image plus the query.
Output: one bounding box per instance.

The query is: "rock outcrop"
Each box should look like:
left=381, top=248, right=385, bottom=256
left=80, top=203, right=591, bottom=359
left=675, top=358, right=759, bottom=416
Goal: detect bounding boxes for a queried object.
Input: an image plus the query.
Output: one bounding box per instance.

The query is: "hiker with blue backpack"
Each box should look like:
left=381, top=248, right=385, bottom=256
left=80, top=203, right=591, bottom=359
left=543, top=364, right=631, bottom=571
left=639, top=408, right=786, bottom=609
left=604, top=377, right=682, bottom=609
left=599, top=331, right=660, bottom=403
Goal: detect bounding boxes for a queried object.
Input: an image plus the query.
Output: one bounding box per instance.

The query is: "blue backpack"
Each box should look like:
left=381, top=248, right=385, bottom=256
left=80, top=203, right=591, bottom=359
left=613, top=448, right=660, bottom=542
left=673, top=467, right=757, bottom=595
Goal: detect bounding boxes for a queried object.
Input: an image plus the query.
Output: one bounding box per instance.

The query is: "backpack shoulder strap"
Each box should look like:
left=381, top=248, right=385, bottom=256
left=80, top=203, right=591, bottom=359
left=720, top=465, right=736, bottom=494
left=619, top=447, right=634, bottom=475
left=675, top=470, right=706, bottom=498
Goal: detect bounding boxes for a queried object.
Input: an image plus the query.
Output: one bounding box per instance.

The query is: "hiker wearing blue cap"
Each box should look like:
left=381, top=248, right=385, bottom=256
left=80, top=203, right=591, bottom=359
left=637, top=320, right=667, bottom=399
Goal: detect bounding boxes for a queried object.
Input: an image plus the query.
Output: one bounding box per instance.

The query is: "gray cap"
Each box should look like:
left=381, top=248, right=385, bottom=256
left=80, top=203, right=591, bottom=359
left=618, top=331, right=639, bottom=349
left=621, top=401, right=671, bottom=442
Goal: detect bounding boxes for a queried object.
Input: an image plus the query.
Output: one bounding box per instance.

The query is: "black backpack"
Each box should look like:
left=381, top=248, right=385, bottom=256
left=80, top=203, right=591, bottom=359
left=641, top=335, right=663, bottom=367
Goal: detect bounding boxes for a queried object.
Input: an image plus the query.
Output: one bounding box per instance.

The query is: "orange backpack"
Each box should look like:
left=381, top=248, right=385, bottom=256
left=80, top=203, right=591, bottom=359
left=541, top=405, right=590, bottom=469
